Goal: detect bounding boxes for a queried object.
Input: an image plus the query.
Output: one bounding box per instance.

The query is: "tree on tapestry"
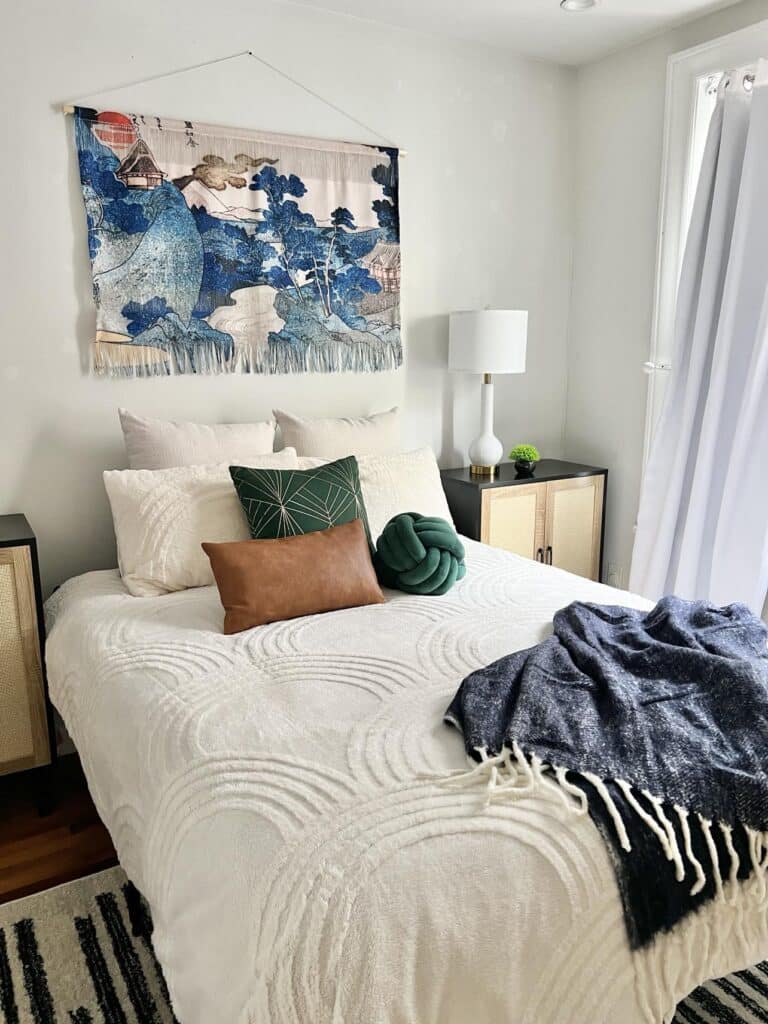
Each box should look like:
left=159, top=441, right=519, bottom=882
left=371, top=149, right=400, bottom=243
left=314, top=207, right=380, bottom=317
left=72, top=108, right=402, bottom=376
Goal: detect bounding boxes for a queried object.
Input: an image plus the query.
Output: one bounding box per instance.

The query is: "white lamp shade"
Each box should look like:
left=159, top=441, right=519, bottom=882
left=448, top=310, right=528, bottom=374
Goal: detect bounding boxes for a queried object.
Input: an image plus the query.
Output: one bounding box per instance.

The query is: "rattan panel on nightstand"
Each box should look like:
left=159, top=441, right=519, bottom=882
left=0, top=543, right=50, bottom=775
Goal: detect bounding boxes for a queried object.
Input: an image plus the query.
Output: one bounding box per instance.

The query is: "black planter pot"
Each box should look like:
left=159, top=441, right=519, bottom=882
left=514, top=459, right=536, bottom=477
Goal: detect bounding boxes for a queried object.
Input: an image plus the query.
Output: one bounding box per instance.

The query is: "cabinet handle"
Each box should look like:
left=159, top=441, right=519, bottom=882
left=536, top=548, right=544, bottom=562
left=546, top=545, right=553, bottom=565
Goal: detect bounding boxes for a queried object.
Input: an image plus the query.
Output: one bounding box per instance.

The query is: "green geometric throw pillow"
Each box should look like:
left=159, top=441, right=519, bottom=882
left=229, top=456, right=371, bottom=543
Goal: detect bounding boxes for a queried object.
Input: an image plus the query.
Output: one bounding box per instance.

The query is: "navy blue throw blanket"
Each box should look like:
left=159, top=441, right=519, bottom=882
left=444, top=597, right=768, bottom=948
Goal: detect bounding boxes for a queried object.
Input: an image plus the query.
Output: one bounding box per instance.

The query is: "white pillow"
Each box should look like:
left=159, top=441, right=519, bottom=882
left=274, top=407, right=400, bottom=458
left=299, top=448, right=453, bottom=542
left=104, top=450, right=298, bottom=597
left=119, top=408, right=276, bottom=470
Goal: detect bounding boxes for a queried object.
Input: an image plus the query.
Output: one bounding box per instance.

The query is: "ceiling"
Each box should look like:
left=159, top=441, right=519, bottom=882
left=284, top=0, right=744, bottom=65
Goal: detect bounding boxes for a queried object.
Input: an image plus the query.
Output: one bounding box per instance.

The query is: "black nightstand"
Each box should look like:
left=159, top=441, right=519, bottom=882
left=0, top=515, right=57, bottom=806
left=441, top=460, right=607, bottom=582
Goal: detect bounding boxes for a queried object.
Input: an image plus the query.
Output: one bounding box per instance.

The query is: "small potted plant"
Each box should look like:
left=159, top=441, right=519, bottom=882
left=509, top=444, right=540, bottom=477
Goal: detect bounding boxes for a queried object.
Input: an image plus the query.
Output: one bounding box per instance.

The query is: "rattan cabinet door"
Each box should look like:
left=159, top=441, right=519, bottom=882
left=544, top=476, right=604, bottom=582
left=0, top=546, right=50, bottom=774
left=480, top=483, right=547, bottom=561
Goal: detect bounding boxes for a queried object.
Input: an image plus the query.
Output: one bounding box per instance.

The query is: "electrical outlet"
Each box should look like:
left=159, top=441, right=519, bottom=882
left=606, top=563, right=625, bottom=589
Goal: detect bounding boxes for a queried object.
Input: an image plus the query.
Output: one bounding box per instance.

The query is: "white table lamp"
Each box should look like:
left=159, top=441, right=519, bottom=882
left=449, top=310, right=528, bottom=477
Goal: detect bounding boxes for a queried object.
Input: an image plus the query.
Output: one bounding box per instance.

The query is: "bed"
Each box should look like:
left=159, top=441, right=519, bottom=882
left=45, top=539, right=768, bottom=1024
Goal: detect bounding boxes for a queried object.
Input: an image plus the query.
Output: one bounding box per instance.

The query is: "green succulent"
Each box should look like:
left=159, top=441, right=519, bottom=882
left=509, top=444, right=540, bottom=463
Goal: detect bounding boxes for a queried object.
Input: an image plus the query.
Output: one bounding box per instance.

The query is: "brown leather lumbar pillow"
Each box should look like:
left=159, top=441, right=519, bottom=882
left=202, top=518, right=385, bottom=634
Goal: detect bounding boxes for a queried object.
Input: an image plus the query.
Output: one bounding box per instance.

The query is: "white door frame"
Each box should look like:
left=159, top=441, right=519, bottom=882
left=644, top=18, right=768, bottom=466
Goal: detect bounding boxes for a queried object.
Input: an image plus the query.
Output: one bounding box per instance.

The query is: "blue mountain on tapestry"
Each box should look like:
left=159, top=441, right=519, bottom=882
left=73, top=109, right=402, bottom=376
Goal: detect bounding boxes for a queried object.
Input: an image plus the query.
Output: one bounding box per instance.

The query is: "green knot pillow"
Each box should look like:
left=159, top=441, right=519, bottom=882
left=374, top=513, right=467, bottom=596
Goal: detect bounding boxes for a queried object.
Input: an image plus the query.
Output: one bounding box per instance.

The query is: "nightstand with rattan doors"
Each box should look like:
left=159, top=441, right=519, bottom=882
left=440, top=460, right=607, bottom=582
left=0, top=515, right=56, bottom=792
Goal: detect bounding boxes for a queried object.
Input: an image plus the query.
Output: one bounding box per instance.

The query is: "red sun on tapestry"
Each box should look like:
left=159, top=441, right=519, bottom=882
left=92, top=111, right=137, bottom=152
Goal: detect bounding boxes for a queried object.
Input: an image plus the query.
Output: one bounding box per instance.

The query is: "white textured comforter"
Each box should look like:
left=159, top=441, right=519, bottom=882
left=46, top=541, right=768, bottom=1024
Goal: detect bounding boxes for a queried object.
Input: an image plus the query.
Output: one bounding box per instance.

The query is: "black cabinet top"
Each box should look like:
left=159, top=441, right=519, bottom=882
left=0, top=514, right=35, bottom=547
left=441, top=459, right=607, bottom=490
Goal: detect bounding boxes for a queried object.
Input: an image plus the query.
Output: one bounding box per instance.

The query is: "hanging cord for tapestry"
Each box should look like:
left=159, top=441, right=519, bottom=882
left=60, top=49, right=406, bottom=157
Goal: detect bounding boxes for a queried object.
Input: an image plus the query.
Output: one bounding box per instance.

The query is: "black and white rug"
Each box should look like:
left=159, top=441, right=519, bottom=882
left=0, top=869, right=176, bottom=1023
left=0, top=867, right=766, bottom=1023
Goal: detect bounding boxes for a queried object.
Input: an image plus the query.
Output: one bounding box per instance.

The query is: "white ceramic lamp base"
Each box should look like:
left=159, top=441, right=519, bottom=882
left=469, top=375, right=503, bottom=477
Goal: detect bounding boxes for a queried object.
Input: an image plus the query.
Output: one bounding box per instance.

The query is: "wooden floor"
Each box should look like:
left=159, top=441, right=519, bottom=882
left=0, top=755, right=116, bottom=905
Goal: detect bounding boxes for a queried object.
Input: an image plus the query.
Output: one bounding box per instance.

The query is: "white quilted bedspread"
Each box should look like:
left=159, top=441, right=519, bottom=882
left=46, top=541, right=768, bottom=1024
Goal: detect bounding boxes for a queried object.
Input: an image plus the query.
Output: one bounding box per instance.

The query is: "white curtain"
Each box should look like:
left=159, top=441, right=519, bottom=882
left=630, top=62, right=768, bottom=614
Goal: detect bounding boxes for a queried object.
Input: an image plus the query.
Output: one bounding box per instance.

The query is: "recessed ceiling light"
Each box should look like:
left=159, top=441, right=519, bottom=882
left=560, top=0, right=597, bottom=10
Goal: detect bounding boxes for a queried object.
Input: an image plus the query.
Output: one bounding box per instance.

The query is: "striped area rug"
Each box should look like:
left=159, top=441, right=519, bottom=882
left=0, top=867, right=766, bottom=1023
left=0, top=868, right=176, bottom=1023
left=673, top=965, right=768, bottom=1024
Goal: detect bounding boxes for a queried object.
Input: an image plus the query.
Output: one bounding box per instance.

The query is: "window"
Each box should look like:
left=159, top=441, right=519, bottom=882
left=644, top=21, right=768, bottom=464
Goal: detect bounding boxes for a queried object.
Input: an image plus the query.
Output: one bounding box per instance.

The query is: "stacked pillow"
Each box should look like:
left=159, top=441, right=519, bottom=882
left=119, top=408, right=276, bottom=469
left=108, top=408, right=459, bottom=629
left=273, top=407, right=400, bottom=459
left=351, top=448, right=452, bottom=542
left=203, top=519, right=383, bottom=634
left=104, top=452, right=298, bottom=597
left=229, top=456, right=372, bottom=543
left=374, top=513, right=466, bottom=596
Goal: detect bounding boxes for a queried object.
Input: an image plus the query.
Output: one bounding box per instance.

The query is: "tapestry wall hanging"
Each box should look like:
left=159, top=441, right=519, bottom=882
left=72, top=108, right=402, bottom=376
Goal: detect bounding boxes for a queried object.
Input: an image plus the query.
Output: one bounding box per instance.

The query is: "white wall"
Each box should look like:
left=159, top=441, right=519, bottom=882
left=565, top=0, right=768, bottom=588
left=0, top=0, right=574, bottom=594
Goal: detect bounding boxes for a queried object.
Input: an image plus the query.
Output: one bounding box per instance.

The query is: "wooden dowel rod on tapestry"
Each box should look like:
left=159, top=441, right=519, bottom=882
left=59, top=50, right=406, bottom=157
